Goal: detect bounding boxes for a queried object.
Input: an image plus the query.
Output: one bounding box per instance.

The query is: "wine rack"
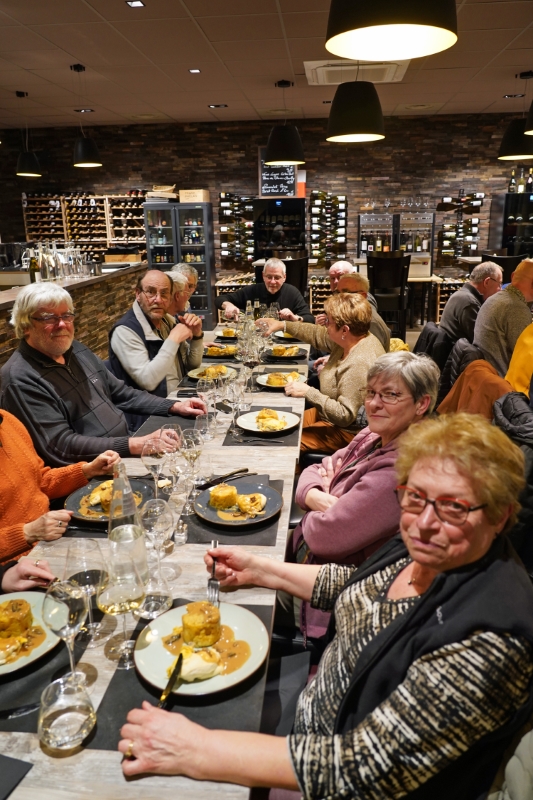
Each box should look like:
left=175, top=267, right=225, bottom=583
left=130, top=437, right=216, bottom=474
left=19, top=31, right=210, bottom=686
left=309, top=191, right=347, bottom=267
left=435, top=190, right=484, bottom=269
left=215, top=274, right=255, bottom=321
left=63, top=194, right=107, bottom=260
left=218, top=192, right=255, bottom=269
left=22, top=193, right=65, bottom=245
left=108, top=193, right=147, bottom=258
left=308, top=275, right=332, bottom=313
left=435, top=279, right=464, bottom=323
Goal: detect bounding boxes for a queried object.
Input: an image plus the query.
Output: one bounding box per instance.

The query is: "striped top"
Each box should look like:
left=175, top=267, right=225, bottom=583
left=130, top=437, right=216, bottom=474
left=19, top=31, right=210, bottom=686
left=289, top=561, right=533, bottom=799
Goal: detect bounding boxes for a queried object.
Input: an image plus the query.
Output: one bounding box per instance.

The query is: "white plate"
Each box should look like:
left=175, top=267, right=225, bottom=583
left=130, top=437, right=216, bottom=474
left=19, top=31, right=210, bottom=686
left=188, top=365, right=238, bottom=381
left=256, top=373, right=306, bottom=390
left=0, top=592, right=60, bottom=676
left=236, top=409, right=300, bottom=433
left=134, top=603, right=269, bottom=696
left=273, top=330, right=300, bottom=342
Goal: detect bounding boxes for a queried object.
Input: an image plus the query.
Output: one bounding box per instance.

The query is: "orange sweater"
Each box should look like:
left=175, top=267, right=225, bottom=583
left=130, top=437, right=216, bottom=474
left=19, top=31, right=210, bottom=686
left=0, top=411, right=88, bottom=564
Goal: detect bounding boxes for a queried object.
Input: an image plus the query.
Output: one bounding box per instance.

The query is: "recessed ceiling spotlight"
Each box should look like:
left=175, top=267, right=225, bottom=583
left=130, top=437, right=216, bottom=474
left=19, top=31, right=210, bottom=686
left=208, top=104, right=228, bottom=108
left=75, top=108, right=94, bottom=113
left=323, top=100, right=332, bottom=104
left=126, top=1, right=145, bottom=7
left=504, top=94, right=525, bottom=98
left=189, top=69, right=201, bottom=74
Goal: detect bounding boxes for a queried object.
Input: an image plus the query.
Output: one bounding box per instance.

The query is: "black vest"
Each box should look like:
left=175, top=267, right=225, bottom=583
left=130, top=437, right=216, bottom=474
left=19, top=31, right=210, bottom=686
left=330, top=534, right=533, bottom=800
left=108, top=306, right=167, bottom=431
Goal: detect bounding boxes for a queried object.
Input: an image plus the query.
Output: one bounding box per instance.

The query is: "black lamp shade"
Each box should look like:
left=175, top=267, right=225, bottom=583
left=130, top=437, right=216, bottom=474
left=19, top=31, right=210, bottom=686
left=525, top=100, right=533, bottom=136
left=73, top=136, right=102, bottom=167
left=498, top=119, right=533, bottom=161
left=264, top=125, right=305, bottom=166
left=16, top=151, right=41, bottom=177
left=326, top=81, right=385, bottom=143
left=326, top=0, right=458, bottom=60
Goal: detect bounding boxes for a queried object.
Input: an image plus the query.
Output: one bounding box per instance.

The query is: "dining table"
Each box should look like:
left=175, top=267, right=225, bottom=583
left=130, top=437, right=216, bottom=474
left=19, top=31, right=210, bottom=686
left=0, top=332, right=311, bottom=800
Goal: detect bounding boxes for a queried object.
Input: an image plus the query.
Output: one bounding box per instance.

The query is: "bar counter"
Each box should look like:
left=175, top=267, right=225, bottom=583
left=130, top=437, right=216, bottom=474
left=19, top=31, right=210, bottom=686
left=0, top=264, right=147, bottom=370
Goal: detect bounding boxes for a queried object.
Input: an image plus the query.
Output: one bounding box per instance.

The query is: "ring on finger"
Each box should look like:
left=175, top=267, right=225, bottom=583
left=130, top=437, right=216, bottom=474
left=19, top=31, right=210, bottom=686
left=125, top=740, right=135, bottom=759
left=34, top=560, right=41, bottom=567
left=57, top=521, right=63, bottom=528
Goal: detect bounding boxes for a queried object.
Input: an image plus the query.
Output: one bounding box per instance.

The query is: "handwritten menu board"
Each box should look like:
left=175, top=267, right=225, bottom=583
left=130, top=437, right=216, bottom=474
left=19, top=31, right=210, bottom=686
left=258, top=146, right=297, bottom=197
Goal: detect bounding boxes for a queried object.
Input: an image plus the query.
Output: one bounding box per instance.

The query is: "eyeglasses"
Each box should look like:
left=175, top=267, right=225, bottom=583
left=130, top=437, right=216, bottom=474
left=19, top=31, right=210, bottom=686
left=488, top=277, right=502, bottom=288
left=338, top=289, right=364, bottom=295
left=395, top=485, right=487, bottom=526
left=141, top=287, right=170, bottom=300
left=31, top=313, right=76, bottom=325
left=365, top=388, right=409, bottom=405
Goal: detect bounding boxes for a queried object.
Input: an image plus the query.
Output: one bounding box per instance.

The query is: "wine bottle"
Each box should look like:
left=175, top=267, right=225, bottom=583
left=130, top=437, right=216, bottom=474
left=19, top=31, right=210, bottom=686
left=253, top=300, right=260, bottom=320
left=509, top=169, right=517, bottom=193
left=518, top=167, right=526, bottom=194
left=414, top=232, right=422, bottom=252
left=360, top=232, right=368, bottom=253
left=245, top=300, right=253, bottom=319
left=29, top=250, right=41, bottom=283
left=375, top=233, right=383, bottom=252
left=527, top=167, right=533, bottom=191
left=367, top=232, right=375, bottom=253
left=399, top=231, right=407, bottom=252
left=382, top=233, right=390, bottom=253
left=406, top=233, right=413, bottom=252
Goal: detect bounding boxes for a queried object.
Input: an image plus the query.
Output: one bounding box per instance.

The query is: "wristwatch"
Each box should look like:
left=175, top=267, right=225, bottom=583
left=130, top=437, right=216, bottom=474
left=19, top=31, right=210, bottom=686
left=192, top=333, right=204, bottom=340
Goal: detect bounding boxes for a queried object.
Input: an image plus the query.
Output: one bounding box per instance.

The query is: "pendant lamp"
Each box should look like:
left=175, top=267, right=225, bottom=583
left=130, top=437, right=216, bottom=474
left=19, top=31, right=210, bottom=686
left=16, top=150, right=41, bottom=177
left=497, top=119, right=533, bottom=161
left=73, top=135, right=102, bottom=168
left=326, top=81, right=385, bottom=143
left=325, top=0, right=458, bottom=61
left=525, top=100, right=533, bottom=136
left=264, top=124, right=305, bottom=166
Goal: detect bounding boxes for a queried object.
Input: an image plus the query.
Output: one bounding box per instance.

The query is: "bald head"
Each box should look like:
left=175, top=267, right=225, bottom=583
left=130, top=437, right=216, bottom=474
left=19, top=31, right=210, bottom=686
left=329, top=260, right=355, bottom=292
left=511, top=259, right=533, bottom=303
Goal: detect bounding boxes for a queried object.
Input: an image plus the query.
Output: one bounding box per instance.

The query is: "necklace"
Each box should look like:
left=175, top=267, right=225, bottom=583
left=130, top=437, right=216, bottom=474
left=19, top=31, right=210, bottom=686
left=407, top=563, right=420, bottom=585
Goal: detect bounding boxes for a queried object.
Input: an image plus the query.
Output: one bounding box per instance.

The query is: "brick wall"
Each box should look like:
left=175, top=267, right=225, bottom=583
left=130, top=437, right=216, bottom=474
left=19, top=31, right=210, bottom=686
left=0, top=264, right=146, bottom=369
left=0, top=114, right=518, bottom=265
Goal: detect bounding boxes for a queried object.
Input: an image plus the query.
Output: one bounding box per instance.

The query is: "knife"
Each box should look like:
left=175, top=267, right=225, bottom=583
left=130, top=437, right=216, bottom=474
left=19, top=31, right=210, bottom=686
left=196, top=470, right=254, bottom=492
left=0, top=702, right=40, bottom=720
left=158, top=653, right=183, bottom=709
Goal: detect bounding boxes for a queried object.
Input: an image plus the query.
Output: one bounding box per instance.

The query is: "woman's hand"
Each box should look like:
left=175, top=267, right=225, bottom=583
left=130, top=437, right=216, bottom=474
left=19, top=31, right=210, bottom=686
left=120, top=703, right=210, bottom=777
left=204, top=546, right=273, bottom=589
left=285, top=381, right=310, bottom=398
left=304, top=487, right=339, bottom=512
left=23, top=510, right=73, bottom=545
left=1, top=558, right=56, bottom=592
left=82, top=450, right=120, bottom=480
left=318, top=456, right=342, bottom=493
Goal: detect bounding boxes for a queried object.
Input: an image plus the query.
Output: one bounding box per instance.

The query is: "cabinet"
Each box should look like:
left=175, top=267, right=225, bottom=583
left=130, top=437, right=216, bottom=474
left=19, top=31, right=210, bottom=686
left=488, top=192, right=533, bottom=258
left=22, top=194, right=65, bottom=245
left=308, top=277, right=332, bottom=314
left=435, top=280, right=464, bottom=323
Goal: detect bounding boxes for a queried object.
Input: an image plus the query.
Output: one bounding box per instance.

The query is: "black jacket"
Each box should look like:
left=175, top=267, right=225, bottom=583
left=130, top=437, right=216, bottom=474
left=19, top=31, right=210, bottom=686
left=329, top=534, right=533, bottom=800
left=215, top=282, right=314, bottom=323
left=439, top=282, right=483, bottom=343
left=413, top=321, right=454, bottom=370
left=437, top=337, right=484, bottom=406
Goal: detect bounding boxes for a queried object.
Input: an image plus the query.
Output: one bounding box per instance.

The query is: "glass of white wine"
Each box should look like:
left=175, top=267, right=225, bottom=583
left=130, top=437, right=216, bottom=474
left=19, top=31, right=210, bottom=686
left=141, top=438, right=169, bottom=499
left=96, top=554, right=145, bottom=670
left=64, top=540, right=108, bottom=649
left=38, top=676, right=96, bottom=751
left=180, top=430, right=203, bottom=496
left=42, top=580, right=88, bottom=686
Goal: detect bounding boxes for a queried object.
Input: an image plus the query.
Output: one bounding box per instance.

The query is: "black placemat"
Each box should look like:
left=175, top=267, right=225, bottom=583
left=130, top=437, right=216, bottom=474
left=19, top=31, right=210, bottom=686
left=87, top=600, right=273, bottom=751
left=135, top=414, right=199, bottom=436
left=0, top=618, right=100, bottom=734
left=222, top=406, right=301, bottom=448
left=0, top=754, right=33, bottom=800
left=262, top=350, right=307, bottom=363
left=185, top=474, right=284, bottom=546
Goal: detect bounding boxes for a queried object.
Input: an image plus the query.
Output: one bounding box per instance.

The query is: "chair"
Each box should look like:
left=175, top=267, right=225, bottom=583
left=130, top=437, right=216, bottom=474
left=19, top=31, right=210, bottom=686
left=254, top=256, right=309, bottom=297
left=480, top=253, right=524, bottom=284
left=366, top=254, right=411, bottom=341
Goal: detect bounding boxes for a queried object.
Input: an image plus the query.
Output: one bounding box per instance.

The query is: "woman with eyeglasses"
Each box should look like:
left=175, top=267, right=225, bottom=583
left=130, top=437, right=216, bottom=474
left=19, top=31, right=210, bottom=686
left=121, top=413, right=533, bottom=800
left=283, top=351, right=439, bottom=637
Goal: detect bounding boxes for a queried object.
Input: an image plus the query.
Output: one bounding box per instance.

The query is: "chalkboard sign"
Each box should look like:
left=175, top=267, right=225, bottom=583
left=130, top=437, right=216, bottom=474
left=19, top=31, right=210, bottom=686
left=258, top=146, right=297, bottom=198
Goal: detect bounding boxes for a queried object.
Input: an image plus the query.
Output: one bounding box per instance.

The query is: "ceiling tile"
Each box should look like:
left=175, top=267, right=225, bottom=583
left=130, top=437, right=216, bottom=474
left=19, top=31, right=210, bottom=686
left=0, top=0, right=101, bottom=25
left=28, top=22, right=151, bottom=66
left=197, top=14, right=283, bottom=42
left=184, top=0, right=277, bottom=15
left=2, top=48, right=79, bottom=70
left=0, top=25, right=56, bottom=51
left=213, top=38, right=288, bottom=60
left=96, top=66, right=184, bottom=92
left=418, top=49, right=494, bottom=70
left=507, top=27, right=533, bottom=48
left=405, top=67, right=480, bottom=83
left=85, top=0, right=189, bottom=21
left=226, top=59, right=293, bottom=78
left=489, top=48, right=533, bottom=67
left=287, top=37, right=330, bottom=60
left=442, top=28, right=524, bottom=51
left=458, top=2, right=533, bottom=30
left=113, top=19, right=218, bottom=62
left=283, top=12, right=328, bottom=38
left=280, top=0, right=330, bottom=10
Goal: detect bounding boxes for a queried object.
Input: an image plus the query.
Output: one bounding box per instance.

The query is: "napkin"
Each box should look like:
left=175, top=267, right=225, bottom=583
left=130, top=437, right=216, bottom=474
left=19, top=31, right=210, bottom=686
left=0, top=754, right=33, bottom=800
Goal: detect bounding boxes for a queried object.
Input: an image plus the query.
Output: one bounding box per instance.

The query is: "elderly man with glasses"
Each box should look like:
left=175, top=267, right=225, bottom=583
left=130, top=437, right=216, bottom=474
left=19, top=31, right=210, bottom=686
left=108, top=270, right=203, bottom=408
left=0, top=283, right=205, bottom=468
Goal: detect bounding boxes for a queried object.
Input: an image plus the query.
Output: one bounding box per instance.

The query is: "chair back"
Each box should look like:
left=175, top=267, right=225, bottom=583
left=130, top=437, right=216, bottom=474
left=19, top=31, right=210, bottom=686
left=255, top=257, right=309, bottom=296
left=480, top=253, right=523, bottom=284
left=366, top=254, right=411, bottom=311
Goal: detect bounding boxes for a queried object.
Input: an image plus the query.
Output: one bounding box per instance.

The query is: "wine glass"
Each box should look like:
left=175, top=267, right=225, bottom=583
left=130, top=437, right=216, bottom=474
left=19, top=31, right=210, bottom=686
left=415, top=195, right=422, bottom=209
left=141, top=439, right=169, bottom=499
left=64, top=540, right=109, bottom=649
left=242, top=340, right=262, bottom=393
left=406, top=196, right=414, bottom=209
left=384, top=197, right=391, bottom=210
left=268, top=302, right=280, bottom=320
left=160, top=423, right=182, bottom=451
left=42, top=580, right=88, bottom=686
left=194, top=413, right=214, bottom=441
left=180, top=430, right=203, bottom=495
left=139, top=499, right=173, bottom=619
left=96, top=553, right=145, bottom=670
left=38, top=676, right=96, bottom=751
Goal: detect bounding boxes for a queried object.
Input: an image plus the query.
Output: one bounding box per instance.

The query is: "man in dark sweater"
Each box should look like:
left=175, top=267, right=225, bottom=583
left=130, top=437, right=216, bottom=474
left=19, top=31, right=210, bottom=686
left=0, top=283, right=205, bottom=468
left=439, top=261, right=502, bottom=343
left=215, top=257, right=313, bottom=322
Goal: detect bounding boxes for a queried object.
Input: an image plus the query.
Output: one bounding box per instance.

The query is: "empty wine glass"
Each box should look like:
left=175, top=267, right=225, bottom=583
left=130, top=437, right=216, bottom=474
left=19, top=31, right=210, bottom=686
left=42, top=580, right=88, bottom=686
left=406, top=196, right=414, bottom=209
left=194, top=413, right=214, bottom=441
left=141, top=439, right=169, bottom=499
left=64, top=540, right=109, bottom=649
left=384, top=197, right=391, bottom=210
left=96, top=553, right=145, bottom=670
left=139, top=499, right=173, bottom=618
left=160, top=423, right=182, bottom=452
left=38, top=676, right=96, bottom=751
left=415, top=195, right=422, bottom=209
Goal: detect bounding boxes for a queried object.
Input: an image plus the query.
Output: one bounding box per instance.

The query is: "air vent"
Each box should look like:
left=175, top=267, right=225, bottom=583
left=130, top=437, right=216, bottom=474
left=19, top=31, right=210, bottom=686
left=304, top=59, right=410, bottom=86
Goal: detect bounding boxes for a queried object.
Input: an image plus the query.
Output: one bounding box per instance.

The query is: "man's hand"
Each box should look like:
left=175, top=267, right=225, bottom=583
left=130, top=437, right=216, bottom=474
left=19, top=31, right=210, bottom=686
left=314, top=355, right=330, bottom=375
left=255, top=318, right=284, bottom=336
left=315, top=313, right=327, bottom=327
left=1, top=558, right=56, bottom=592
left=168, top=322, right=193, bottom=345
left=284, top=381, right=310, bottom=398
left=82, top=450, right=120, bottom=480
left=23, top=510, right=74, bottom=545
left=178, top=313, right=203, bottom=338
left=170, top=398, right=207, bottom=417
left=279, top=308, right=301, bottom=321
left=221, top=302, right=240, bottom=320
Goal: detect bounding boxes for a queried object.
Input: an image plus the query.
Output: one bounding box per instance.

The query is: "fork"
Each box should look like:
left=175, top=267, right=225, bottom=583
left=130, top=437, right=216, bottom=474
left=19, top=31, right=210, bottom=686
left=207, top=539, right=220, bottom=606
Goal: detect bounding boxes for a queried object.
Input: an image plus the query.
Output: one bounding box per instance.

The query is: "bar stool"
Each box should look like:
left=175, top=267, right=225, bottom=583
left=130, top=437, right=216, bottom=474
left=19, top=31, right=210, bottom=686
left=480, top=253, right=524, bottom=285
left=367, top=253, right=411, bottom=341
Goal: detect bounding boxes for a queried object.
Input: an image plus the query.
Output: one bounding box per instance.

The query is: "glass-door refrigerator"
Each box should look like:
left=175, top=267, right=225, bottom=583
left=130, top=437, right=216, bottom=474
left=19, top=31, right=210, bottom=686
left=488, top=192, right=533, bottom=258
left=144, top=203, right=177, bottom=266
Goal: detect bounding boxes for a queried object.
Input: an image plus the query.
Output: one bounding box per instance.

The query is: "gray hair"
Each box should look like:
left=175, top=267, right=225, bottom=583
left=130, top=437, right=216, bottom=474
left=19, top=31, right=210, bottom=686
left=171, top=263, right=198, bottom=282
left=166, top=271, right=189, bottom=292
left=10, top=283, right=73, bottom=339
left=367, top=351, right=440, bottom=414
left=338, top=273, right=370, bottom=292
left=263, top=258, right=286, bottom=275
left=329, top=260, right=356, bottom=274
left=470, top=262, right=503, bottom=283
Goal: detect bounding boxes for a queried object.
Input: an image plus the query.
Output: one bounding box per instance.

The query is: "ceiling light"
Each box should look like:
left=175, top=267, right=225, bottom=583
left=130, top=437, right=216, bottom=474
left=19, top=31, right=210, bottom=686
left=126, top=1, right=145, bottom=6
left=497, top=119, right=533, bottom=160
left=208, top=104, right=228, bottom=108
left=17, top=151, right=41, bottom=177
left=325, top=0, right=458, bottom=61
left=73, top=136, right=102, bottom=168
left=504, top=94, right=525, bottom=99
left=189, top=69, right=201, bottom=74
left=264, top=125, right=305, bottom=165
left=75, top=108, right=94, bottom=113
left=326, top=81, right=385, bottom=143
